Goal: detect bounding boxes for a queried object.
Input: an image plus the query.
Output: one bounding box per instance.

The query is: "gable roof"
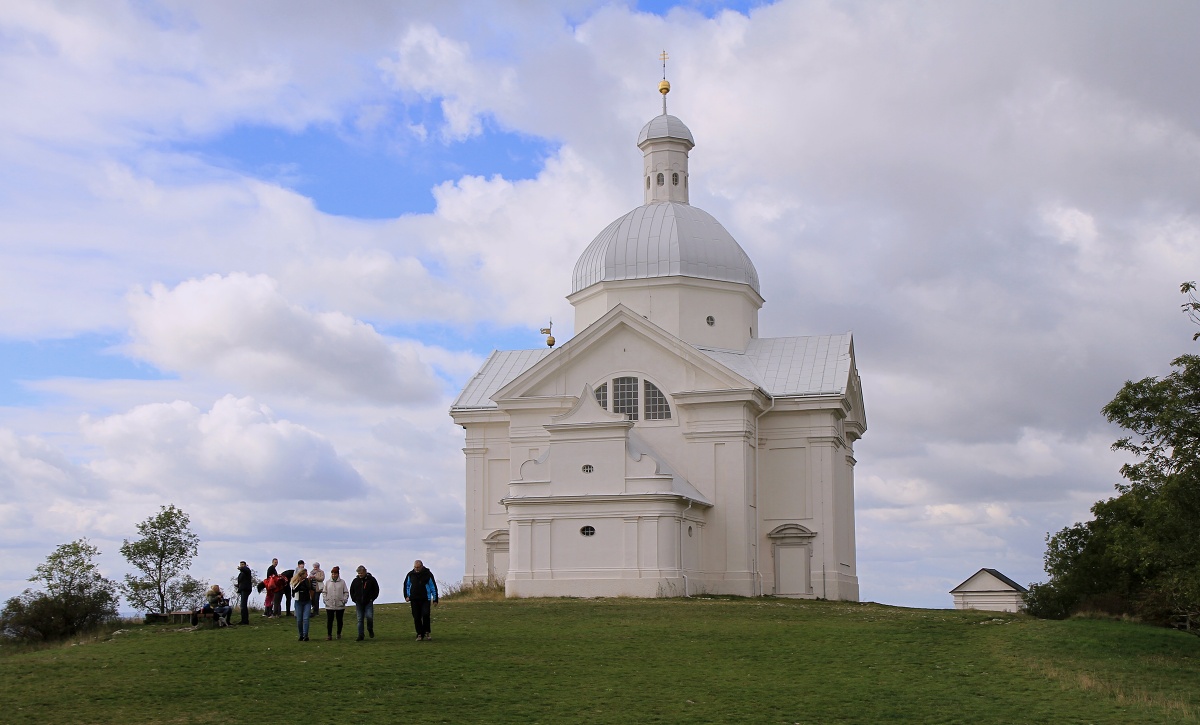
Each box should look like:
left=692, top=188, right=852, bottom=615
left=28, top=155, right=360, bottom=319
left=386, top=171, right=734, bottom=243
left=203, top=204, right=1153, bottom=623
left=950, top=568, right=1029, bottom=594
left=492, top=305, right=757, bottom=405
left=450, top=319, right=856, bottom=411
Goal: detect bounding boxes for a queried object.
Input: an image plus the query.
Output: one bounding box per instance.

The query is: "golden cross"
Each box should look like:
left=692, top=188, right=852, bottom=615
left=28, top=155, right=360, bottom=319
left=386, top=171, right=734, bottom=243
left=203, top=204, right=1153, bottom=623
left=660, top=50, right=669, bottom=78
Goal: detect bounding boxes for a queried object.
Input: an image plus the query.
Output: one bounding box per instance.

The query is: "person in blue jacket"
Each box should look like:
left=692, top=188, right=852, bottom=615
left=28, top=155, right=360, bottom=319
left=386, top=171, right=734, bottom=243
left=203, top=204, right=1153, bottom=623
left=403, top=560, right=438, bottom=641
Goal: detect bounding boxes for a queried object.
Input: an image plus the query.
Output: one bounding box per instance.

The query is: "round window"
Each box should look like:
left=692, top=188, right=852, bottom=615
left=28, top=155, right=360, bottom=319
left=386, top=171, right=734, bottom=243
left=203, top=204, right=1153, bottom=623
left=582, top=464, right=594, bottom=474
left=580, top=526, right=596, bottom=537
left=688, top=525, right=693, bottom=537
left=706, top=316, right=715, bottom=327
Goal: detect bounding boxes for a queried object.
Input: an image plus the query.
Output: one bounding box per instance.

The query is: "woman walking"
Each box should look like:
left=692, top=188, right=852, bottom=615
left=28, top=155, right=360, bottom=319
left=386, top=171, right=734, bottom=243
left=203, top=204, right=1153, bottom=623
left=322, top=566, right=349, bottom=640
left=291, top=568, right=314, bottom=641
left=309, top=562, right=325, bottom=615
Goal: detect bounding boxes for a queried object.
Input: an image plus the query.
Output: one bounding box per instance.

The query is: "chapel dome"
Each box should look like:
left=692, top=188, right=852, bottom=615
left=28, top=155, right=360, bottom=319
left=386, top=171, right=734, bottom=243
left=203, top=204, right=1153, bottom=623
left=637, top=114, right=695, bottom=147
left=571, top=201, right=761, bottom=294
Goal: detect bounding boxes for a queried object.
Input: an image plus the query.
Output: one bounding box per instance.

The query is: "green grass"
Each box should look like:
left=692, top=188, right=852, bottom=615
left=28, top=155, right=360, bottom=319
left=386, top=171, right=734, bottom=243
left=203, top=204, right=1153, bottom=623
left=2, top=598, right=1198, bottom=723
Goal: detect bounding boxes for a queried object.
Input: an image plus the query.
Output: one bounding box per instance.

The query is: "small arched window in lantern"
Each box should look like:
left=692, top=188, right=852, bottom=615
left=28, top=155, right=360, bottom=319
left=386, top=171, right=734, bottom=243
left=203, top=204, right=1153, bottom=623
left=646, top=176, right=650, bottom=189
left=672, top=172, right=679, bottom=186
left=657, top=172, right=664, bottom=186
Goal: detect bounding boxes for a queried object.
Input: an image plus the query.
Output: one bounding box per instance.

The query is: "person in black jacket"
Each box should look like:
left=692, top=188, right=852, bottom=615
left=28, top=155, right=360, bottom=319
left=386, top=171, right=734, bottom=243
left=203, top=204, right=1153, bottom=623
left=235, top=561, right=253, bottom=625
left=349, top=565, right=379, bottom=641
left=403, top=560, right=438, bottom=641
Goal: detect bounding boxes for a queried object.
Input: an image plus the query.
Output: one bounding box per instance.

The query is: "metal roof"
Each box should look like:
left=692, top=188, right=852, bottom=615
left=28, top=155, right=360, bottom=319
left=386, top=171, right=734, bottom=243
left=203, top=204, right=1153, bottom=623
left=450, top=334, right=853, bottom=411
left=637, top=114, right=695, bottom=147
left=696, top=335, right=853, bottom=396
left=571, top=202, right=761, bottom=294
left=450, top=348, right=553, bottom=409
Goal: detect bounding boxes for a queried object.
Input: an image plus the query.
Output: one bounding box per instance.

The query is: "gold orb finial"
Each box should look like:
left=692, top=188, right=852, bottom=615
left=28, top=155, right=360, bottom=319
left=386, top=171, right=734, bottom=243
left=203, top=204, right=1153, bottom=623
left=546, top=334, right=555, bottom=347
left=658, top=79, right=670, bottom=95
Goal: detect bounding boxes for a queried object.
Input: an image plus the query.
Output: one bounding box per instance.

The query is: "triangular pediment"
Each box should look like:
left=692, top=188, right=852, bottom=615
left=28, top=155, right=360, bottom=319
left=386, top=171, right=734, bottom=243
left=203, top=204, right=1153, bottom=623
left=950, top=568, right=1027, bottom=594
left=493, top=304, right=758, bottom=405
left=845, top=337, right=868, bottom=439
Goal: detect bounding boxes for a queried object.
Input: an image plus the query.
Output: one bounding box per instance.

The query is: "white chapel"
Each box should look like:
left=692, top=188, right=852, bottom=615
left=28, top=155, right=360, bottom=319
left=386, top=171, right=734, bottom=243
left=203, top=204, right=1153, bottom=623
left=450, top=76, right=867, bottom=599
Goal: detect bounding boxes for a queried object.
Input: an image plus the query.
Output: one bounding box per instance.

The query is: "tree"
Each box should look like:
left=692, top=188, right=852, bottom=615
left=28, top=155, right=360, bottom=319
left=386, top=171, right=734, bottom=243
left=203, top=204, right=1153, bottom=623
left=1027, top=284, right=1200, bottom=628
left=0, top=539, right=118, bottom=640
left=120, top=504, right=201, bottom=614
left=1183, top=281, right=1199, bottom=340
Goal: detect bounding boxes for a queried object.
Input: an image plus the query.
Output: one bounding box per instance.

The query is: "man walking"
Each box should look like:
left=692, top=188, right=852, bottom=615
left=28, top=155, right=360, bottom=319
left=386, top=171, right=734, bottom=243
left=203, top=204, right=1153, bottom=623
left=236, top=561, right=253, bottom=625
left=403, top=560, right=438, bottom=641
left=350, top=565, right=379, bottom=641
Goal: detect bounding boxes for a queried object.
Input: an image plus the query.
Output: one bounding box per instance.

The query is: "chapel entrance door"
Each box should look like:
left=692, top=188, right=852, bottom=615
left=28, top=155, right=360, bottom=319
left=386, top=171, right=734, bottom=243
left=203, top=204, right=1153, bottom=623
left=767, top=523, right=816, bottom=597
left=775, top=545, right=810, bottom=595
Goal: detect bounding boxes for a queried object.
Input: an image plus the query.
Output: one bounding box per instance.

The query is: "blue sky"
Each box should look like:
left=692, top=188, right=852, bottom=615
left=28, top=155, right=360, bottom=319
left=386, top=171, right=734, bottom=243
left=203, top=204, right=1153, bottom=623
left=1, top=0, right=1198, bottom=611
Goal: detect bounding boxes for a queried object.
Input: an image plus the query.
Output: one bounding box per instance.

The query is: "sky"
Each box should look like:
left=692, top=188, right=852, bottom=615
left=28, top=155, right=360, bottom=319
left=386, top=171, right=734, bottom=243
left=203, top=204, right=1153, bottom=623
left=1, top=0, right=1198, bottom=610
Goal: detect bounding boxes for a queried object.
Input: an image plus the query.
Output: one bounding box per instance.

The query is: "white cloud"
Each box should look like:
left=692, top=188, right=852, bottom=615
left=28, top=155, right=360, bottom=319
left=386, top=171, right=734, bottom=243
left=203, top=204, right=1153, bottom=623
left=81, top=394, right=366, bottom=502
left=126, top=273, right=442, bottom=404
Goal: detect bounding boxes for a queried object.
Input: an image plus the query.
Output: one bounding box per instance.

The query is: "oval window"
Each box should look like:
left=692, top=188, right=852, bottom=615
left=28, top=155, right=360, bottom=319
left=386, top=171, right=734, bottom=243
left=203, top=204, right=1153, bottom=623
left=580, top=526, right=596, bottom=537
left=706, top=316, right=715, bottom=327
left=582, top=464, right=594, bottom=474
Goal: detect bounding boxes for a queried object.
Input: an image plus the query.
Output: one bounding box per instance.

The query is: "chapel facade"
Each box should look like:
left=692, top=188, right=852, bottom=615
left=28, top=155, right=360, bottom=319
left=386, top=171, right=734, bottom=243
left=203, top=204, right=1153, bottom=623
left=450, top=79, right=866, bottom=599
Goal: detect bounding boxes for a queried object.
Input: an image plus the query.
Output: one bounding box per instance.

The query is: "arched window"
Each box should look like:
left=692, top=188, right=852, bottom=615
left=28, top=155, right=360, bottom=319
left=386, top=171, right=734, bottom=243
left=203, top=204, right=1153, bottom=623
left=656, top=173, right=664, bottom=186
left=672, top=172, right=679, bottom=186
left=643, top=380, right=671, bottom=420
left=591, top=377, right=671, bottom=422
left=646, top=176, right=650, bottom=189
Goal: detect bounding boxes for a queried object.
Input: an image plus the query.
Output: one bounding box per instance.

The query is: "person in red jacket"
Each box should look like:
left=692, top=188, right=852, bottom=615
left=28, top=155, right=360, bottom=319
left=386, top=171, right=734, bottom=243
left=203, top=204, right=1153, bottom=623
left=264, top=574, right=286, bottom=618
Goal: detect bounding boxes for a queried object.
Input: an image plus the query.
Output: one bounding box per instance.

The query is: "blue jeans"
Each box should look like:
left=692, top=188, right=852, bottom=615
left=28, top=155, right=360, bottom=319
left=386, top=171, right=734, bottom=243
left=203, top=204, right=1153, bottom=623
left=295, top=601, right=311, bottom=639
left=356, top=601, right=374, bottom=638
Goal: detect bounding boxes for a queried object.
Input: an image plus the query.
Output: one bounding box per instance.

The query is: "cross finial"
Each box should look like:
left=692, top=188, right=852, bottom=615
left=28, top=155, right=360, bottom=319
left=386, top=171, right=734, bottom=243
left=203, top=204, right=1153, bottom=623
left=658, top=50, right=671, bottom=114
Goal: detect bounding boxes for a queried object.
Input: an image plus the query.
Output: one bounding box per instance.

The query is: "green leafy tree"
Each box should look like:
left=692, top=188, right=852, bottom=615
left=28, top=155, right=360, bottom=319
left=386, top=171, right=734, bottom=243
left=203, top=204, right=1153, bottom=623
left=1183, top=281, right=1199, bottom=341
left=120, top=504, right=201, bottom=614
left=1028, top=284, right=1200, bottom=628
left=0, top=538, right=118, bottom=640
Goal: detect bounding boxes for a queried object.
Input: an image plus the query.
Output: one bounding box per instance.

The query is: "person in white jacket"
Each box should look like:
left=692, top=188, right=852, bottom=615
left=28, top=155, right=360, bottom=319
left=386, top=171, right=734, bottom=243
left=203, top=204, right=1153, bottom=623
left=322, top=565, right=350, bottom=640
left=309, top=562, right=326, bottom=616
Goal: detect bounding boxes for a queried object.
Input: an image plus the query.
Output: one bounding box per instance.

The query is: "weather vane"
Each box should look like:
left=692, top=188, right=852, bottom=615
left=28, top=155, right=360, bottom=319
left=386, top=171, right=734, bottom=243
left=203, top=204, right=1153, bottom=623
left=540, top=319, right=555, bottom=347
left=659, top=50, right=670, bottom=114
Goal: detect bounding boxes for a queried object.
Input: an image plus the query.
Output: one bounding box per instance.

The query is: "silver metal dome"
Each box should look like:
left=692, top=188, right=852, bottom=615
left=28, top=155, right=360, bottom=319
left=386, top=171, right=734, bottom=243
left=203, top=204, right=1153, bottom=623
left=637, top=114, right=695, bottom=147
left=571, top=202, right=760, bottom=294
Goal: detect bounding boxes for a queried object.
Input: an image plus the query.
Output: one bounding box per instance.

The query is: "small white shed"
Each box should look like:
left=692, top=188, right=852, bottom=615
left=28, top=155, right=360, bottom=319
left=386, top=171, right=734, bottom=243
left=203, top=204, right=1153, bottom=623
left=950, top=568, right=1027, bottom=613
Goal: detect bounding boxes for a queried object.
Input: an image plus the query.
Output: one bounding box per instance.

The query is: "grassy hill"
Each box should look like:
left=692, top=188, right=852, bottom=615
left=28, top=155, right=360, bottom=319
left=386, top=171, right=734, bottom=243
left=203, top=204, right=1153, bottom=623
left=2, top=597, right=1197, bottom=724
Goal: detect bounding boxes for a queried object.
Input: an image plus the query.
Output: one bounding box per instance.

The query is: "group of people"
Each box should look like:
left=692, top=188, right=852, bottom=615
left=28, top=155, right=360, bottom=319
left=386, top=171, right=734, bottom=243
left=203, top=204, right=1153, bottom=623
left=213, top=558, right=438, bottom=642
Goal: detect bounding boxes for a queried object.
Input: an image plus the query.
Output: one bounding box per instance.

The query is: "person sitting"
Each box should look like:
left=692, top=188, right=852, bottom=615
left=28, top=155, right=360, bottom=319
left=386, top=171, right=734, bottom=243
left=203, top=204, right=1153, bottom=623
left=206, top=584, right=233, bottom=627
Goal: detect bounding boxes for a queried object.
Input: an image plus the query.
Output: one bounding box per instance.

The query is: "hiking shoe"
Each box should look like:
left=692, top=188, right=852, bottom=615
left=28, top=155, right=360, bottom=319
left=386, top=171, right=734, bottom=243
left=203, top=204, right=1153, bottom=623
left=356, top=636, right=364, bottom=641
left=368, top=631, right=374, bottom=639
